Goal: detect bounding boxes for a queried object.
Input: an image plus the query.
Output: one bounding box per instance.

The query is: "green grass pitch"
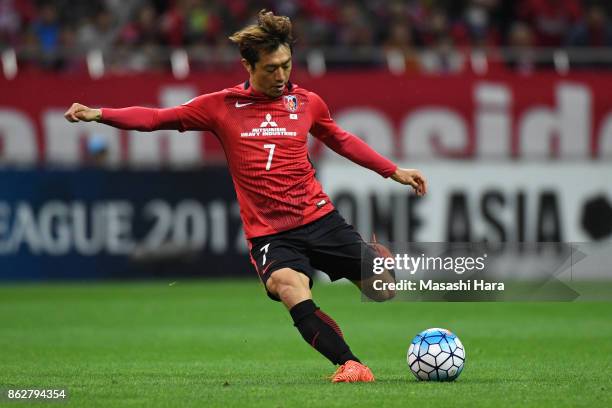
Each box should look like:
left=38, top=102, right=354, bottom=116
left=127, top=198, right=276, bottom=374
left=0, top=280, right=610, bottom=407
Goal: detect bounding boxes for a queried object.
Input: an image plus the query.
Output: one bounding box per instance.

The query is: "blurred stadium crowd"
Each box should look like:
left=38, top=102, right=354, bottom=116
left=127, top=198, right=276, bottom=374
left=1, top=0, right=612, bottom=74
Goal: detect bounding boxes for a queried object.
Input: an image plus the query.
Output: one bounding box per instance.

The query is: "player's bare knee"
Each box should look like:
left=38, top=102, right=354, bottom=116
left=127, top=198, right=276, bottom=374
left=275, top=284, right=299, bottom=303
left=378, top=288, right=396, bottom=301
left=357, top=271, right=396, bottom=302
left=364, top=287, right=395, bottom=302
left=377, top=269, right=396, bottom=301
left=265, top=268, right=309, bottom=299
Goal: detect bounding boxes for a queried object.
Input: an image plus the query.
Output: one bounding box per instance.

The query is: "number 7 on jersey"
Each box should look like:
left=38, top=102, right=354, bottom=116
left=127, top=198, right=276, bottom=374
left=263, top=144, right=276, bottom=171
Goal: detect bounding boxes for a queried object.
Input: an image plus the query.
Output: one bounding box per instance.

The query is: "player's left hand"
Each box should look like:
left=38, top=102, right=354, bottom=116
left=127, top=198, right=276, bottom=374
left=390, top=168, right=427, bottom=196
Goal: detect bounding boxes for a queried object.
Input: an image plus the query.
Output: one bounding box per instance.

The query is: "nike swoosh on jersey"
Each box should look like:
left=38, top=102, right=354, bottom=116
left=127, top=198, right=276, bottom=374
left=235, top=101, right=255, bottom=108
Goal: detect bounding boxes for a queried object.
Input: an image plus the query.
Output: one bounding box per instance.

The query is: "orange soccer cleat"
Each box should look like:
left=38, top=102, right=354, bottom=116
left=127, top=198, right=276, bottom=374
left=330, top=360, right=375, bottom=383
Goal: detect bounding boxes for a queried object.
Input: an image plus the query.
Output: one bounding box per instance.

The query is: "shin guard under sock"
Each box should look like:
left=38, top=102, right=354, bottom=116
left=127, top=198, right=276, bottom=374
left=289, top=299, right=360, bottom=365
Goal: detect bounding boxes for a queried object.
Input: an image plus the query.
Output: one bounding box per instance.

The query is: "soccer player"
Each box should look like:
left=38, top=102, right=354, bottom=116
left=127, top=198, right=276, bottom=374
left=64, top=10, right=427, bottom=383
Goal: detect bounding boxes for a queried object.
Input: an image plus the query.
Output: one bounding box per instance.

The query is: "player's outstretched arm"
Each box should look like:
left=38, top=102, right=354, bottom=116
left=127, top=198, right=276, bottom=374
left=309, top=92, right=427, bottom=196
left=390, top=167, right=427, bottom=196
left=64, top=103, right=101, bottom=122
left=63, top=103, right=184, bottom=132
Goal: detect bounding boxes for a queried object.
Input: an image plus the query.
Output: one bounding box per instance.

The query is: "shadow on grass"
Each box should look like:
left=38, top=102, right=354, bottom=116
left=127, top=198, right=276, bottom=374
left=376, top=376, right=533, bottom=386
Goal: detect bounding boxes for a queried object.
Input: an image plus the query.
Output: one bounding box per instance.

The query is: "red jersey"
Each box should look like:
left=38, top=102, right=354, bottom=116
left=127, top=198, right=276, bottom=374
left=101, top=82, right=397, bottom=238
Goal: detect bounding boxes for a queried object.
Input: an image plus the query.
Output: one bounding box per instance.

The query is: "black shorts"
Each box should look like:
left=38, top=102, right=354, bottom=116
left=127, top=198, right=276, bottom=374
left=248, top=210, right=380, bottom=301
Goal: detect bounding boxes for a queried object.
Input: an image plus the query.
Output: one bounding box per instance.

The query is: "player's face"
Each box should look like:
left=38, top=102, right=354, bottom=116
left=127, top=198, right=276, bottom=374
left=248, top=44, right=292, bottom=98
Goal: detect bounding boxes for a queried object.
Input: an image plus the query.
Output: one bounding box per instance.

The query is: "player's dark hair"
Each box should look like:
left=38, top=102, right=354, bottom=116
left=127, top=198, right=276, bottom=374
left=228, top=9, right=294, bottom=68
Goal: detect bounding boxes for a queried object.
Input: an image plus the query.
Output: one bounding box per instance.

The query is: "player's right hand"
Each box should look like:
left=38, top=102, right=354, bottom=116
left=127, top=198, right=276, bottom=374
left=64, top=103, right=102, bottom=123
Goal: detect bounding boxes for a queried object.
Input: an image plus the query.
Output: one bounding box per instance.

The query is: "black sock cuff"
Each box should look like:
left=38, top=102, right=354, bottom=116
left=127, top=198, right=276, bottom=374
left=289, top=299, right=318, bottom=325
left=339, top=350, right=360, bottom=365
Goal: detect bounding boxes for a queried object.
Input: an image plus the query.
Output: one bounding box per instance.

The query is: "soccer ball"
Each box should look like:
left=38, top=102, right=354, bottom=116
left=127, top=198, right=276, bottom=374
left=407, top=328, right=465, bottom=381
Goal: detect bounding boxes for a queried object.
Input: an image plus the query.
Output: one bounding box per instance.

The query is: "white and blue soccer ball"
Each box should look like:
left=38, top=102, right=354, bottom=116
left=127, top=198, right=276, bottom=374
left=407, top=328, right=465, bottom=381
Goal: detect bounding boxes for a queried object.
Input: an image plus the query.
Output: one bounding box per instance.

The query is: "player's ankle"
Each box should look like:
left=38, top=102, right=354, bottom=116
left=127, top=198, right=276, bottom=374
left=338, top=354, right=360, bottom=365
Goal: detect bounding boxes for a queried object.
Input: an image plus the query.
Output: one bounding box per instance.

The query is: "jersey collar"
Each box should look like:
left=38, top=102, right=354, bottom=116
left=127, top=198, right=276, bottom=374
left=243, top=80, right=294, bottom=97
